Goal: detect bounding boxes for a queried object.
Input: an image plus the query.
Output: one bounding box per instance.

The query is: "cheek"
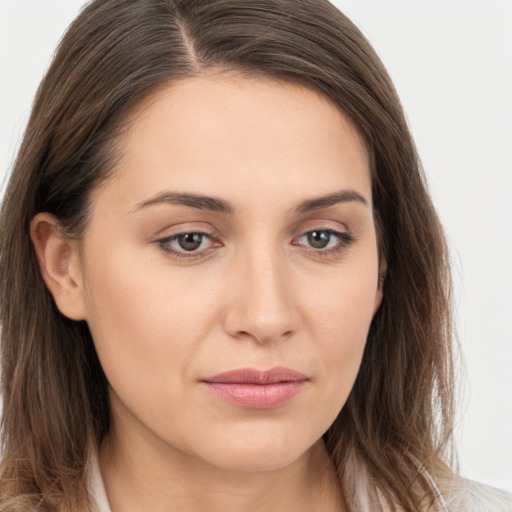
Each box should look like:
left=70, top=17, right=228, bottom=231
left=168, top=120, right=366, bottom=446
left=305, top=252, right=379, bottom=339
left=81, top=246, right=223, bottom=410
left=303, top=260, right=378, bottom=412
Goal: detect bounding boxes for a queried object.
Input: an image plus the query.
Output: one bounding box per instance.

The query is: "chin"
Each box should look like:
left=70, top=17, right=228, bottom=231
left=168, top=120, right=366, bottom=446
left=190, top=428, right=319, bottom=473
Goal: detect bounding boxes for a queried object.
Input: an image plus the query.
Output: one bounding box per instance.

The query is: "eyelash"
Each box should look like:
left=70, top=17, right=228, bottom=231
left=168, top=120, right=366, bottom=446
left=156, top=228, right=355, bottom=261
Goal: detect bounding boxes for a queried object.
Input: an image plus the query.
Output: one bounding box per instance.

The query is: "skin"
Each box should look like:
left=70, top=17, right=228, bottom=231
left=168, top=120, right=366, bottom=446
left=32, top=74, right=383, bottom=512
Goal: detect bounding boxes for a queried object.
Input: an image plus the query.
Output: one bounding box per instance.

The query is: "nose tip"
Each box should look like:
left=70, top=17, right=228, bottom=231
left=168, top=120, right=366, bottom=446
left=222, top=255, right=300, bottom=344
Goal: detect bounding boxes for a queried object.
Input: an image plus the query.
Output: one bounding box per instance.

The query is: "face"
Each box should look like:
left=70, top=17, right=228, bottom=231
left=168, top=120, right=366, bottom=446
left=74, top=75, right=382, bottom=472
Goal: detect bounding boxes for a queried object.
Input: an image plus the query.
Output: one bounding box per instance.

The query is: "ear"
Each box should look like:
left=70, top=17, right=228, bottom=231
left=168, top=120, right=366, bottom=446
left=30, top=213, right=87, bottom=321
left=374, top=257, right=387, bottom=313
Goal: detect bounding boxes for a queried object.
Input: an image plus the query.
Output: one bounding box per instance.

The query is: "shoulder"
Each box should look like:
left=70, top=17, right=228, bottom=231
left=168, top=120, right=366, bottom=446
left=440, top=476, right=512, bottom=512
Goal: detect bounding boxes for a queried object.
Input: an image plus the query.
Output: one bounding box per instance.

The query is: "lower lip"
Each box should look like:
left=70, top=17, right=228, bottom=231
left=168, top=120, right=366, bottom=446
left=202, top=381, right=307, bottom=409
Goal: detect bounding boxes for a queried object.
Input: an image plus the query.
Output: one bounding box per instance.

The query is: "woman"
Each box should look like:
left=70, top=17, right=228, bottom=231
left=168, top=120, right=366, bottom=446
left=0, top=0, right=510, bottom=511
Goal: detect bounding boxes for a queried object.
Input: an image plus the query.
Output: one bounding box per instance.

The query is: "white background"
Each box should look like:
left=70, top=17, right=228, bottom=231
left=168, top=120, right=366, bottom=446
left=1, top=0, right=511, bottom=493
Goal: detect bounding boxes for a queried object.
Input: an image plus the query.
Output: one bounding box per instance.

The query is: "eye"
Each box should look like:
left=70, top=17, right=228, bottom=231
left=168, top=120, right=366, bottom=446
left=294, top=229, right=354, bottom=254
left=304, top=230, right=334, bottom=249
left=174, top=232, right=208, bottom=251
left=157, top=231, right=220, bottom=259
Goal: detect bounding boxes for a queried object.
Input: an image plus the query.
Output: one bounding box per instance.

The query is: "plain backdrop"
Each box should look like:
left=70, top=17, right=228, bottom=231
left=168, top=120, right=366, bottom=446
left=1, top=0, right=511, bottom=493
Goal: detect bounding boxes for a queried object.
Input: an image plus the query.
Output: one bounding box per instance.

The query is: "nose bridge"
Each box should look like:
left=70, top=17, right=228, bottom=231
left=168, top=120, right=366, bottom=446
left=224, top=239, right=298, bottom=343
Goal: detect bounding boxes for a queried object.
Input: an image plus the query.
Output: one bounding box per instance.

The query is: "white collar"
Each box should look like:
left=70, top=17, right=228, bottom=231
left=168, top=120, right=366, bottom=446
left=88, top=455, right=112, bottom=512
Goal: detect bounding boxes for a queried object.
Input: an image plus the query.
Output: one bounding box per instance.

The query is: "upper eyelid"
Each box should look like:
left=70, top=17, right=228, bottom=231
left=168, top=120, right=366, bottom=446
left=154, top=224, right=219, bottom=240
left=294, top=229, right=353, bottom=245
left=154, top=221, right=354, bottom=246
left=296, top=226, right=346, bottom=236
left=151, top=214, right=349, bottom=234
left=155, top=225, right=350, bottom=241
left=296, top=217, right=350, bottom=232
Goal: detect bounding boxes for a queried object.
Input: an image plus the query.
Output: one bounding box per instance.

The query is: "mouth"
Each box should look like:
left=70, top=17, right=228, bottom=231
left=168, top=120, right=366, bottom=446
left=200, top=367, right=309, bottom=409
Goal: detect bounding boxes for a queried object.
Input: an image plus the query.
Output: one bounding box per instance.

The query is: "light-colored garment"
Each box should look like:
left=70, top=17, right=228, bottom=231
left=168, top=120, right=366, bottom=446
left=89, top=459, right=111, bottom=512
left=89, top=456, right=512, bottom=512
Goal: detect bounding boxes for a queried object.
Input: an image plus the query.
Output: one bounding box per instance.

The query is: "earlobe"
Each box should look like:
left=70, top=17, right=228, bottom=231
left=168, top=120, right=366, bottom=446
left=30, top=213, right=87, bottom=321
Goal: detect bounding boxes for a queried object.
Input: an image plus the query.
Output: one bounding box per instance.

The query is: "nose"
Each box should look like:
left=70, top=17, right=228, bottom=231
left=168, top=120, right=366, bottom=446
left=222, top=246, right=300, bottom=344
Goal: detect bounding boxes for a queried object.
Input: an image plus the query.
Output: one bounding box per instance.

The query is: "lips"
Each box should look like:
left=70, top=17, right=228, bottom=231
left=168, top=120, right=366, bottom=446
left=201, top=367, right=309, bottom=409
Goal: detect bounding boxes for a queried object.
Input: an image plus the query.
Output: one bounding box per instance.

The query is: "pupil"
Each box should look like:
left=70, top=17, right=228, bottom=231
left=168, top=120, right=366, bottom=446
left=178, top=233, right=203, bottom=251
left=308, top=231, right=330, bottom=249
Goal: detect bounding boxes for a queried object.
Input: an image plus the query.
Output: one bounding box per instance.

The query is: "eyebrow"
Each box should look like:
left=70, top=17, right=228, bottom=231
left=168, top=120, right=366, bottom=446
left=295, top=189, right=368, bottom=213
left=132, top=192, right=234, bottom=214
left=132, top=189, right=368, bottom=214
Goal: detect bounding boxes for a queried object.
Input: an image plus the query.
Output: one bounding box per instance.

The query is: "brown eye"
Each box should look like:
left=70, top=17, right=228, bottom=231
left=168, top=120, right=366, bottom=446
left=176, top=233, right=205, bottom=251
left=307, top=230, right=331, bottom=249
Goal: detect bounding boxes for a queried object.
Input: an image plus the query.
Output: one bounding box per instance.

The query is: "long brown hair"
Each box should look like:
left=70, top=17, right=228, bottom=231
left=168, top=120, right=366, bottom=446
left=0, top=1, right=455, bottom=510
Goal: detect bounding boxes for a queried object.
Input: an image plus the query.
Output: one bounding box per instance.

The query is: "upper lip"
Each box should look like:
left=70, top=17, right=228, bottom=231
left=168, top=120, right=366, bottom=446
left=202, top=367, right=309, bottom=384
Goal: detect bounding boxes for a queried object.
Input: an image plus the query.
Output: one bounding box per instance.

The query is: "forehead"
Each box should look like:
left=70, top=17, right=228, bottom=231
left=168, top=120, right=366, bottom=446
left=100, top=74, right=371, bottom=214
